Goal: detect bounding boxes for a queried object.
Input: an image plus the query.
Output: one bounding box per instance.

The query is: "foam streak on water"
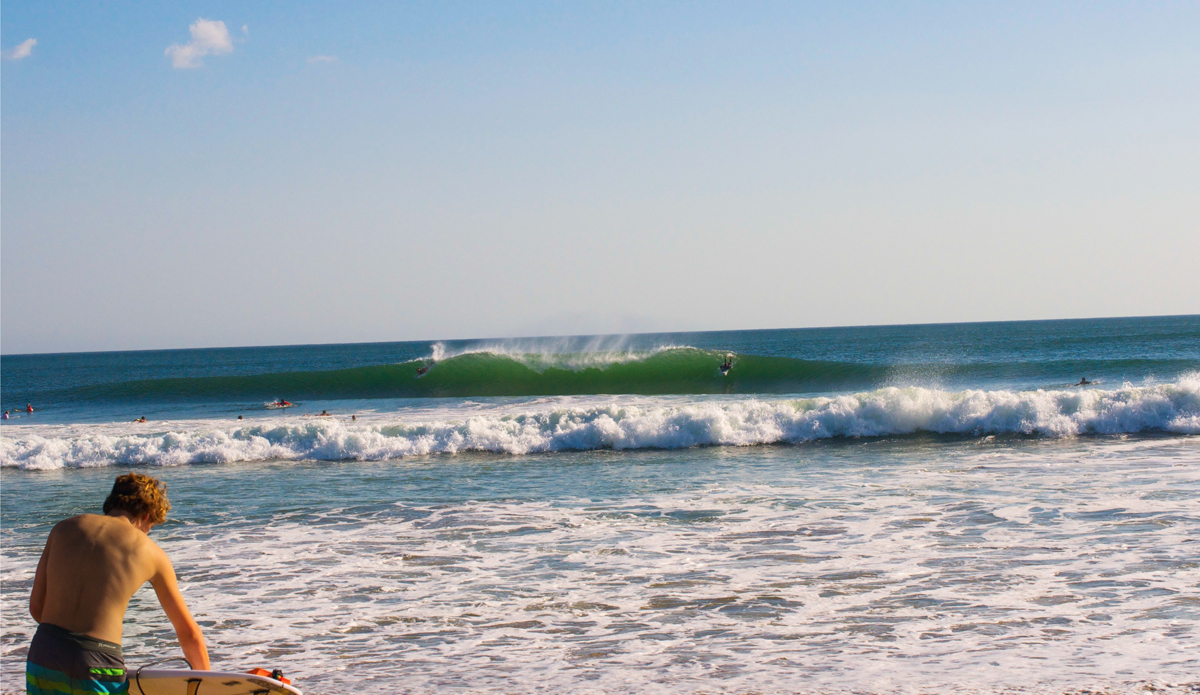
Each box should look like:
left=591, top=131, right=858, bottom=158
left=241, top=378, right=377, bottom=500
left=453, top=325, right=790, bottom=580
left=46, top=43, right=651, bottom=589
left=2, top=438, right=1198, bottom=694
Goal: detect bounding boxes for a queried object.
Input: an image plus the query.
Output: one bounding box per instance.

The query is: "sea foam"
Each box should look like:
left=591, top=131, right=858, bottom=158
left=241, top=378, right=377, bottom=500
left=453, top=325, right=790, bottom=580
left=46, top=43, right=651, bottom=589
left=3, top=378, right=1197, bottom=470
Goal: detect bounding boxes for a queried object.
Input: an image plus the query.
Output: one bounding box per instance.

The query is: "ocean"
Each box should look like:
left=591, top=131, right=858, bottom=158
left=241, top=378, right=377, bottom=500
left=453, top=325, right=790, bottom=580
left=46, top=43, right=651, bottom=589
left=2, top=316, right=1198, bottom=694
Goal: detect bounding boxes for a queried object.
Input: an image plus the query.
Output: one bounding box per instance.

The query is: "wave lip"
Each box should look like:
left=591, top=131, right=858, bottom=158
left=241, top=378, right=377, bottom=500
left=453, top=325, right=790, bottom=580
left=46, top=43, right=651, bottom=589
left=425, top=341, right=694, bottom=372
left=4, top=377, right=1197, bottom=470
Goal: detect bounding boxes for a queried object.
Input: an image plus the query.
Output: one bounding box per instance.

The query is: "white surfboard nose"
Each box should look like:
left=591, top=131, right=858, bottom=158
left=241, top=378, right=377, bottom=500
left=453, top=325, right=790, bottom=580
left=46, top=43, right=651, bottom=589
left=129, top=668, right=302, bottom=695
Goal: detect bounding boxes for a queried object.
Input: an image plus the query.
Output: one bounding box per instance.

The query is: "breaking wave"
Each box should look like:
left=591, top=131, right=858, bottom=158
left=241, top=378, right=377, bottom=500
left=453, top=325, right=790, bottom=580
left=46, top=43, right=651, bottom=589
left=4, top=377, right=1197, bottom=469
left=38, top=345, right=1197, bottom=403
left=58, top=348, right=887, bottom=402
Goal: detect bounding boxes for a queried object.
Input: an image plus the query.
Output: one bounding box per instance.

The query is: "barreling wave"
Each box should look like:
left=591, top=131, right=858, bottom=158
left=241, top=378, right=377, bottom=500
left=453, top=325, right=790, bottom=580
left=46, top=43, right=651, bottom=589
left=62, top=348, right=888, bottom=402
left=42, top=347, right=1198, bottom=404
left=5, top=377, right=1197, bottom=469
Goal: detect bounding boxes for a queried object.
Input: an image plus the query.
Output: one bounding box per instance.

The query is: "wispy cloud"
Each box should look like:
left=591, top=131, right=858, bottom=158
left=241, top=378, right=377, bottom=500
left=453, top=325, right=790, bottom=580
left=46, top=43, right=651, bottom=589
left=5, top=38, right=37, bottom=60
left=165, top=19, right=233, bottom=69
left=307, top=55, right=337, bottom=64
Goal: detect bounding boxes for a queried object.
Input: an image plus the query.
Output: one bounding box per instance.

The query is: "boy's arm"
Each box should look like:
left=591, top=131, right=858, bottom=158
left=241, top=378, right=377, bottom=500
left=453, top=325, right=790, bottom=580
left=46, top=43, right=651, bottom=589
left=29, top=533, right=52, bottom=623
left=148, top=545, right=211, bottom=670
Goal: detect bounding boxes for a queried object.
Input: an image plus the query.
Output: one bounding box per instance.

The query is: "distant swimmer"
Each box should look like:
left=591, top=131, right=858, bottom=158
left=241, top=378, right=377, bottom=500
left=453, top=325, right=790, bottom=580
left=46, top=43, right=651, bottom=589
left=1076, top=378, right=1092, bottom=386
left=2, top=411, right=9, bottom=419
left=719, top=353, right=734, bottom=375
left=134, top=416, right=147, bottom=423
left=319, top=410, right=331, bottom=417
left=27, top=404, right=35, bottom=413
left=351, top=415, right=356, bottom=421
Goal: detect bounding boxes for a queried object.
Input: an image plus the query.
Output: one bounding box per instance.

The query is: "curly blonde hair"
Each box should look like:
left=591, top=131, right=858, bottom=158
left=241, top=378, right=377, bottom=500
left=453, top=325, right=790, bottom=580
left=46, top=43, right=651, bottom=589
left=103, top=473, right=171, bottom=524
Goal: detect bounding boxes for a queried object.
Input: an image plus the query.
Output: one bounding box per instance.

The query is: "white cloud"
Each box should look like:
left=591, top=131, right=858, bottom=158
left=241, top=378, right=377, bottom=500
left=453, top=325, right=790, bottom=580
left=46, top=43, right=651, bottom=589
left=165, top=19, right=233, bottom=69
left=307, top=55, right=337, bottom=64
left=6, top=38, right=37, bottom=60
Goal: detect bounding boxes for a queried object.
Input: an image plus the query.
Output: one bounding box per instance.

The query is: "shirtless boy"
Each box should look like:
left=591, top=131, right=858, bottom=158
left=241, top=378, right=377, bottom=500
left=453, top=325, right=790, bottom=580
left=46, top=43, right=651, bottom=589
left=27, top=473, right=210, bottom=694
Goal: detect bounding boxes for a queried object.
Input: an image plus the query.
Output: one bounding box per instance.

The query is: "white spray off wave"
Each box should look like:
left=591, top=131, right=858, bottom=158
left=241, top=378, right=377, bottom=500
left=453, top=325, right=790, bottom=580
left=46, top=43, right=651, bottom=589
left=3, top=378, right=1198, bottom=470
left=424, top=339, right=694, bottom=372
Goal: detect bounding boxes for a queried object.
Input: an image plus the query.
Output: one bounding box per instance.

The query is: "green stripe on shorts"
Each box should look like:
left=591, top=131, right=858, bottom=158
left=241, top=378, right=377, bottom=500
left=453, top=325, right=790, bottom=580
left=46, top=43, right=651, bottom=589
left=27, top=663, right=129, bottom=695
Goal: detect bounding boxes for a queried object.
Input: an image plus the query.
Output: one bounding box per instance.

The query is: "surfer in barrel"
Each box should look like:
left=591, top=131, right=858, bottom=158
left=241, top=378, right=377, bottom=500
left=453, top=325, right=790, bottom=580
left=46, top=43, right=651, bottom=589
left=720, top=353, right=734, bottom=375
left=26, top=473, right=211, bottom=694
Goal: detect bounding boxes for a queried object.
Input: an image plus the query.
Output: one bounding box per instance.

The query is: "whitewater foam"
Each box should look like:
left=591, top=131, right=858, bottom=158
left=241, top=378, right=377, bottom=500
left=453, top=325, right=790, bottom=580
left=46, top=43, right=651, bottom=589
left=3, top=378, right=1197, bottom=469
left=4, top=437, right=1198, bottom=694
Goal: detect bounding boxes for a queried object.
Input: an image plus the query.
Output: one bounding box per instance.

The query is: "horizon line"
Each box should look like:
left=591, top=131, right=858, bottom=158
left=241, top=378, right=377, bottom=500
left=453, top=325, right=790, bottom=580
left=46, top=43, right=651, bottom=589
left=2, top=312, right=1196, bottom=359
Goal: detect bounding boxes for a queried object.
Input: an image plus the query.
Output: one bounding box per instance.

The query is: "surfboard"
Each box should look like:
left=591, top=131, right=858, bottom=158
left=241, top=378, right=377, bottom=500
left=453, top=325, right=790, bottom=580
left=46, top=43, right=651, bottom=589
left=129, top=668, right=302, bottom=695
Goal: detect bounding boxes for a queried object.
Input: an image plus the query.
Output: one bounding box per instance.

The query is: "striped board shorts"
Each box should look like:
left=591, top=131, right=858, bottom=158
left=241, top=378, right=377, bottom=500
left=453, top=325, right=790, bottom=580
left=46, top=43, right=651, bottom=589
left=26, top=623, right=128, bottom=695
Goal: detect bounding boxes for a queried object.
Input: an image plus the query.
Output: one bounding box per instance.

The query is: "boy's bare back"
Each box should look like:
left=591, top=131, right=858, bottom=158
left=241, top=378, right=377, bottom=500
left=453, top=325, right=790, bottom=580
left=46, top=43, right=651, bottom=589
left=35, top=513, right=165, bottom=643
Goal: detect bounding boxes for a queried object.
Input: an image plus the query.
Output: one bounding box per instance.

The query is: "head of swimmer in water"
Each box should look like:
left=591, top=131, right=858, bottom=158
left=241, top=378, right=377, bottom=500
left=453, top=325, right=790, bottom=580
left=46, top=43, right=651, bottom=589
left=103, top=472, right=171, bottom=532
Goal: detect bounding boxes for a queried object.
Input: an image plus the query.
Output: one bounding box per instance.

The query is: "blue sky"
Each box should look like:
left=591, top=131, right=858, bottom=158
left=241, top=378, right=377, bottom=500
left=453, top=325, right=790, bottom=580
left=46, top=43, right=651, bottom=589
left=3, top=2, right=1198, bottom=353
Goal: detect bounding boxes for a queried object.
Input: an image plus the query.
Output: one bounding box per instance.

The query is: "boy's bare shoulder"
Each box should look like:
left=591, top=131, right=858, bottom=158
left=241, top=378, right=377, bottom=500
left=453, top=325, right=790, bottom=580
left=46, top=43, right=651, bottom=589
left=54, top=513, right=112, bottom=533
left=50, top=514, right=101, bottom=536
left=51, top=514, right=156, bottom=550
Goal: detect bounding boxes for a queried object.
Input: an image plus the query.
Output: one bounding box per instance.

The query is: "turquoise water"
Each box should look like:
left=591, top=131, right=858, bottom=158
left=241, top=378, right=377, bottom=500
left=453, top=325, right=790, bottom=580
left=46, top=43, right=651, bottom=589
left=2, top=316, right=1199, bottom=694
left=4, top=317, right=1198, bottom=414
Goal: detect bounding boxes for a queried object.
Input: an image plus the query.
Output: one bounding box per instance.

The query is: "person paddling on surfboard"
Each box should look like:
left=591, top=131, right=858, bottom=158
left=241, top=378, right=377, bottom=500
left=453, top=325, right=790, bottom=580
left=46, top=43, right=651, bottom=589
left=27, top=473, right=211, bottom=694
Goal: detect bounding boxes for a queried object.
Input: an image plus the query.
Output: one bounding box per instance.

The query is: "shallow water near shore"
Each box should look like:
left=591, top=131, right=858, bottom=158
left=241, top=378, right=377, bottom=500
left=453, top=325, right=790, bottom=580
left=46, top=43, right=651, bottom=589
left=3, top=435, right=1199, bottom=694
left=2, top=317, right=1199, bottom=693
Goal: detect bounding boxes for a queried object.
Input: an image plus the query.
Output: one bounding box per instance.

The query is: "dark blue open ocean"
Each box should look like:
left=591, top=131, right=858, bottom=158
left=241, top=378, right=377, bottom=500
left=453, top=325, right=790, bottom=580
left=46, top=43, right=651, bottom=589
left=3, top=316, right=1198, bottom=694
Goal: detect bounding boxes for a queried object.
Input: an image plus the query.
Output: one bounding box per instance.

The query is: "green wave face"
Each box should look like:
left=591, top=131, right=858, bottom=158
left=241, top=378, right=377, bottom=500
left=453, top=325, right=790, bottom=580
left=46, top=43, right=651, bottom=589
left=68, top=349, right=885, bottom=402
left=59, top=347, right=1198, bottom=403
